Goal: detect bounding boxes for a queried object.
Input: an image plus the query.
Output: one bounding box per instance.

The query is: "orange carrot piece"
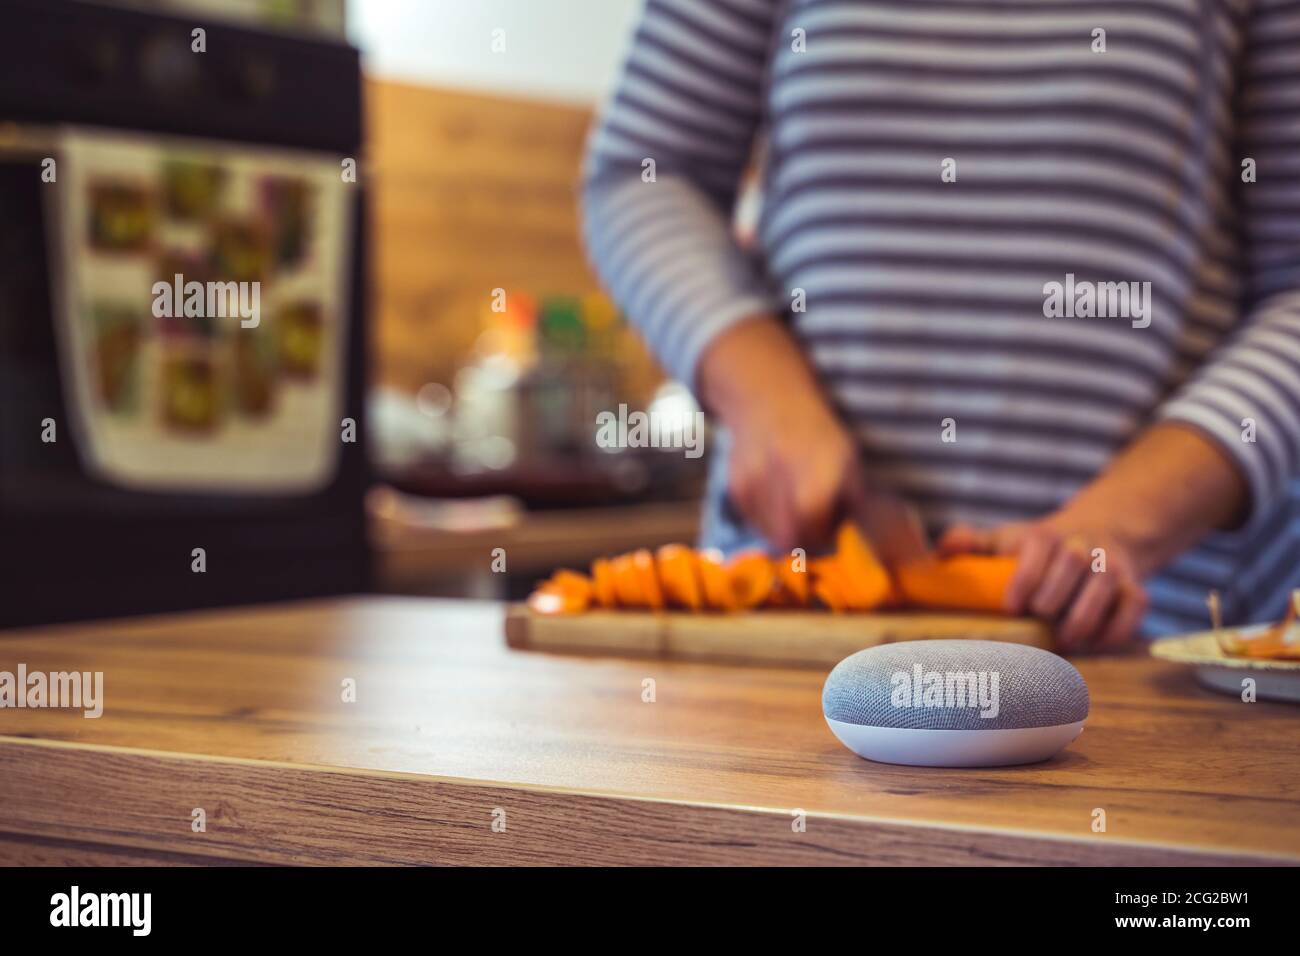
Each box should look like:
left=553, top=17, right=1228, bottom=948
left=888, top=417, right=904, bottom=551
left=1239, top=639, right=1300, bottom=659
left=527, top=572, right=591, bottom=615
left=657, top=544, right=704, bottom=611
left=811, top=557, right=850, bottom=613
left=833, top=521, right=893, bottom=610
left=631, top=548, right=665, bottom=610
left=550, top=569, right=593, bottom=597
left=527, top=587, right=565, bottom=614
left=610, top=553, right=646, bottom=608
left=775, top=556, right=811, bottom=607
left=774, top=564, right=806, bottom=608
left=728, top=552, right=777, bottom=609
left=1225, top=596, right=1300, bottom=659
left=698, top=550, right=738, bottom=611
left=526, top=568, right=592, bottom=615
left=590, top=558, right=618, bottom=609
left=879, top=580, right=905, bottom=609
left=895, top=555, right=1017, bottom=613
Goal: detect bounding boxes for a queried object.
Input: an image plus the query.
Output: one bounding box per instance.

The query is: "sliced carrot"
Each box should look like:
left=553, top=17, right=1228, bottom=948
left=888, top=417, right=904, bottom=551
left=811, top=557, right=850, bottom=613
left=895, top=555, right=1017, bottom=613
left=1239, top=639, right=1300, bottom=660
left=534, top=538, right=1019, bottom=617
left=631, top=547, right=665, bottom=610
left=610, top=553, right=645, bottom=607
left=878, top=577, right=905, bottom=609
left=590, top=558, right=617, bottom=609
left=527, top=587, right=564, bottom=614
left=527, top=570, right=591, bottom=615
left=1224, top=594, right=1300, bottom=659
left=775, top=554, right=811, bottom=607
left=833, top=521, right=893, bottom=610
left=728, top=552, right=776, bottom=609
left=657, top=544, right=704, bottom=611
left=698, top=550, right=738, bottom=611
left=550, top=569, right=593, bottom=598
left=765, top=581, right=791, bottom=608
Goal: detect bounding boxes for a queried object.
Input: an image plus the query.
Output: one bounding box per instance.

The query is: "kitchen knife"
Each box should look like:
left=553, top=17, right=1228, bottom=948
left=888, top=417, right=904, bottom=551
left=846, top=483, right=931, bottom=569
left=719, top=485, right=930, bottom=568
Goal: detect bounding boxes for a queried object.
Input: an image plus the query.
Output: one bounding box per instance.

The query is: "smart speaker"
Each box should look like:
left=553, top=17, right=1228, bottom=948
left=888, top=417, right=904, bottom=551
left=823, top=640, right=1089, bottom=767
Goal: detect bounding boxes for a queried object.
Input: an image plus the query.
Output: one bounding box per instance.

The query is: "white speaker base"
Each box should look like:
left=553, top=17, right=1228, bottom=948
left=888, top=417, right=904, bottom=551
left=826, top=718, right=1086, bottom=768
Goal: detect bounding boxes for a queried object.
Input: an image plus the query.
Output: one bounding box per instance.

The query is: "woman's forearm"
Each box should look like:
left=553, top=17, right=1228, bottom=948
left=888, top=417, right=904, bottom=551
left=697, top=315, right=840, bottom=434
left=1057, top=421, right=1250, bottom=576
left=699, top=321, right=1250, bottom=579
left=695, top=315, right=864, bottom=549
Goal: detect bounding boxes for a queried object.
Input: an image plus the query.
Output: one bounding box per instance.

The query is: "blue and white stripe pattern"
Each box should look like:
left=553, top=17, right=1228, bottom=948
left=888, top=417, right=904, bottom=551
left=582, top=0, right=1300, bottom=634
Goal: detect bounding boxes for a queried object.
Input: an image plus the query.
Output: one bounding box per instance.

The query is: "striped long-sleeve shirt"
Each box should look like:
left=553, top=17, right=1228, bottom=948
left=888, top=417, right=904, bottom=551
left=582, top=0, right=1300, bottom=635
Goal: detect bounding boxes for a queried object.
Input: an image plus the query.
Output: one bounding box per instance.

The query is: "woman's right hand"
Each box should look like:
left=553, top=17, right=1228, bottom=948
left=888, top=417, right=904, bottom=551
left=697, top=316, right=864, bottom=553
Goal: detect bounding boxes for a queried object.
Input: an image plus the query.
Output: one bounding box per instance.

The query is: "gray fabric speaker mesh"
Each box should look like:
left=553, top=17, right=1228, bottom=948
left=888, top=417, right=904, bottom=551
left=822, top=640, right=1089, bottom=731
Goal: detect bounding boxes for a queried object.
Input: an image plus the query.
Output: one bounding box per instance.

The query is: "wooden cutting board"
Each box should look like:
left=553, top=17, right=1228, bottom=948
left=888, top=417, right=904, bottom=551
left=505, top=605, right=1052, bottom=669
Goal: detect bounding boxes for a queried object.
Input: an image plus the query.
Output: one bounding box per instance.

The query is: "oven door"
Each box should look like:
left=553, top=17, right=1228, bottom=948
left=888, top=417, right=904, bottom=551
left=44, top=125, right=353, bottom=495
left=0, top=139, right=368, bottom=627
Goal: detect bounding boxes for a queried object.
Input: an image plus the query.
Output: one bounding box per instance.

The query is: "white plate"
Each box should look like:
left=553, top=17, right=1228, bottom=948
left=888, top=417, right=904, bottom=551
left=1150, top=626, right=1300, bottom=704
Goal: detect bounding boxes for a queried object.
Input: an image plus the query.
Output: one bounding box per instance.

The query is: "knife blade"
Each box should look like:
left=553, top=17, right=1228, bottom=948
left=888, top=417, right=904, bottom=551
left=846, top=483, right=931, bottom=569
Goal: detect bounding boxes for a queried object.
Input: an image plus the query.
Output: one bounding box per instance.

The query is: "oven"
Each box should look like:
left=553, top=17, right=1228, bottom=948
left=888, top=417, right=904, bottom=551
left=0, top=0, right=370, bottom=627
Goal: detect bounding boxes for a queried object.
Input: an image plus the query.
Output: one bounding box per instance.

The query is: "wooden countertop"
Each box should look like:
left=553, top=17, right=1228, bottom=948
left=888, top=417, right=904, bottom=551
left=0, top=597, right=1296, bottom=865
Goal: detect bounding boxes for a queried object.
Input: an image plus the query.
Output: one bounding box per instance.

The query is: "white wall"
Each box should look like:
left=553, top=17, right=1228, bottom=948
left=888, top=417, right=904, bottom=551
left=348, top=0, right=642, bottom=105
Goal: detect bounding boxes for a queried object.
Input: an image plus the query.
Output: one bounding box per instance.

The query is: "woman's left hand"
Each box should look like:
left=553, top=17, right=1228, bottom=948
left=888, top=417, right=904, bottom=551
left=937, top=422, right=1252, bottom=653
left=937, top=510, right=1151, bottom=653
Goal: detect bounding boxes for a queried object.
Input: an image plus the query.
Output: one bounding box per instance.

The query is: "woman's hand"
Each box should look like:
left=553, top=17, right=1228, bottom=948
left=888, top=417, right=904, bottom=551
left=726, top=393, right=861, bottom=553
left=938, top=514, right=1149, bottom=652
left=698, top=316, right=863, bottom=552
left=938, top=422, right=1250, bottom=652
